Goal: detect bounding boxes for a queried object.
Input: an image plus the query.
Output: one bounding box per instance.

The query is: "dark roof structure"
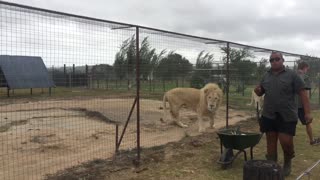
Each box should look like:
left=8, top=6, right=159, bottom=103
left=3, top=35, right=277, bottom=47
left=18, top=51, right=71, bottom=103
left=0, top=55, right=55, bottom=89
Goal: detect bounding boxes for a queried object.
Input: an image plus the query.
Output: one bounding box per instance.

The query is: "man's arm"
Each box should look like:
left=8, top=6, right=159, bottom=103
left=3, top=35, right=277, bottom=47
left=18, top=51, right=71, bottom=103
left=299, top=89, right=313, bottom=123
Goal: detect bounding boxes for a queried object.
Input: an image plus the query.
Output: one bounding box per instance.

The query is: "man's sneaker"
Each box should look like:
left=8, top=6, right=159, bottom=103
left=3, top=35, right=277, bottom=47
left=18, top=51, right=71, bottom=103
left=310, top=138, right=320, bottom=145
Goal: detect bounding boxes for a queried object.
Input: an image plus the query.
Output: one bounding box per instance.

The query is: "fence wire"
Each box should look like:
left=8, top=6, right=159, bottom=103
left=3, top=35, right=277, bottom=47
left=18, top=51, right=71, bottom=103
left=1, top=1, right=320, bottom=180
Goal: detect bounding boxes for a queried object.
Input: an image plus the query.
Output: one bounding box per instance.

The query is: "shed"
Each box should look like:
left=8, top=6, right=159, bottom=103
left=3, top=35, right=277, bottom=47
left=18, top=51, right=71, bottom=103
left=0, top=55, right=55, bottom=96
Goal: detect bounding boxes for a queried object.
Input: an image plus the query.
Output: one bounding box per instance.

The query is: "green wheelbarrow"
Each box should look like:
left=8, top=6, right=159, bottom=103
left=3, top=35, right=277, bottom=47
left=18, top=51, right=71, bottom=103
left=216, top=128, right=263, bottom=168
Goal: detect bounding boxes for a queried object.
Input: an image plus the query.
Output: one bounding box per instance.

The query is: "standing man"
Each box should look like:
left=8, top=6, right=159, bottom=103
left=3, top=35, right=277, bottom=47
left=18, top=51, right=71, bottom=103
left=297, top=61, right=320, bottom=145
left=254, top=52, right=312, bottom=176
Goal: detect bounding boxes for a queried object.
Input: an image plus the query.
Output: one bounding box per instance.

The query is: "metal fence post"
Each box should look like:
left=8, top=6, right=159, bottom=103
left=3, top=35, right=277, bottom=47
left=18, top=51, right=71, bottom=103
left=226, top=42, right=230, bottom=128
left=135, top=26, right=141, bottom=164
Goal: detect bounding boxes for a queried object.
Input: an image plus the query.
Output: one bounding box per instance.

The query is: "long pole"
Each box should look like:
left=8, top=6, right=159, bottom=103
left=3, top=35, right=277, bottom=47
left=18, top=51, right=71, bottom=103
left=226, top=42, right=230, bottom=128
left=135, top=26, right=141, bottom=164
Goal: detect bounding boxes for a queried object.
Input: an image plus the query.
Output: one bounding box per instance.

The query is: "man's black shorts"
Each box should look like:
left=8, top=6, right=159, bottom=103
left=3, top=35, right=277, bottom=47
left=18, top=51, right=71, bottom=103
left=298, top=108, right=309, bottom=125
left=260, top=113, right=297, bottom=136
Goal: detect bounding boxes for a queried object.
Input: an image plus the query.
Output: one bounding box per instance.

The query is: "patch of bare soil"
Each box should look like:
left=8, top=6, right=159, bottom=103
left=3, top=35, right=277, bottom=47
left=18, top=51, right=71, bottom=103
left=0, top=98, right=253, bottom=180
left=45, top=118, right=261, bottom=180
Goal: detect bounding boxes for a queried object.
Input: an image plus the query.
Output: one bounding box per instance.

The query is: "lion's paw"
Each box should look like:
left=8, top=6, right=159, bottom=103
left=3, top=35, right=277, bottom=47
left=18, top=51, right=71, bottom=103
left=175, top=121, right=188, bottom=128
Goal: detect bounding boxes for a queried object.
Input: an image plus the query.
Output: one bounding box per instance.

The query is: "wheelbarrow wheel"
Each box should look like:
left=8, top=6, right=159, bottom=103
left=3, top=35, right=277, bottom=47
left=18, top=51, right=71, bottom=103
left=217, top=148, right=234, bottom=169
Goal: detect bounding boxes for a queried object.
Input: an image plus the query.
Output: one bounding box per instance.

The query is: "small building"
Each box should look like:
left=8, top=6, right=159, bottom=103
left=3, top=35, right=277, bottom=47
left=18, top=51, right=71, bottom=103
left=0, top=55, right=55, bottom=96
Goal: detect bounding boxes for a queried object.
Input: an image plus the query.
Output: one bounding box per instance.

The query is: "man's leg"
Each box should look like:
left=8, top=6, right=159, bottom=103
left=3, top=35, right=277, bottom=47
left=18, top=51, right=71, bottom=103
left=266, top=132, right=278, bottom=161
left=306, top=124, right=314, bottom=143
left=279, top=133, right=295, bottom=176
left=306, top=123, right=320, bottom=145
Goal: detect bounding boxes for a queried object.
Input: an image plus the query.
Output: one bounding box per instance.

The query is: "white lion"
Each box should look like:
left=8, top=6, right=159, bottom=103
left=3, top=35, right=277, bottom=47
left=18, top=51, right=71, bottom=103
left=247, top=90, right=264, bottom=111
left=161, top=83, right=223, bottom=132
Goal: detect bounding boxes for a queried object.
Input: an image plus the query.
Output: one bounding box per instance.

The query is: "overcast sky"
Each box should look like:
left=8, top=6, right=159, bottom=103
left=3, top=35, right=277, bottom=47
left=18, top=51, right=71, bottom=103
left=6, top=0, right=320, bottom=56
left=2, top=0, right=320, bottom=66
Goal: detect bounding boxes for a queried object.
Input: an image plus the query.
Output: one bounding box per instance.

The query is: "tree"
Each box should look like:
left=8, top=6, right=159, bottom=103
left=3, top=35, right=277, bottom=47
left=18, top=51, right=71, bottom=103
left=113, top=52, right=126, bottom=80
left=126, top=36, right=136, bottom=81
left=113, top=37, right=131, bottom=80
left=113, top=36, right=164, bottom=85
left=300, top=55, right=320, bottom=81
left=149, top=49, right=166, bottom=80
left=221, top=47, right=254, bottom=63
left=220, top=47, right=256, bottom=93
left=255, top=58, right=269, bottom=81
left=91, top=64, right=113, bottom=80
left=190, top=51, right=215, bottom=88
left=139, top=37, right=157, bottom=80
left=156, top=52, right=192, bottom=80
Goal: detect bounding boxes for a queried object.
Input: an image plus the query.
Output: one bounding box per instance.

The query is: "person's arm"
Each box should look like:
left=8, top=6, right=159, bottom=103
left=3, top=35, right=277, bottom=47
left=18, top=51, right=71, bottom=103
left=255, top=73, right=266, bottom=97
left=299, top=89, right=313, bottom=123
left=306, top=90, right=310, bottom=98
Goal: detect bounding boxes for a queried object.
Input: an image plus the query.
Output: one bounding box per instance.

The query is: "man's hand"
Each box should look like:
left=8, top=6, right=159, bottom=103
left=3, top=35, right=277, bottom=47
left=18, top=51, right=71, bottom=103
left=299, top=89, right=312, bottom=124
left=254, top=85, right=265, bottom=96
left=305, top=113, right=313, bottom=124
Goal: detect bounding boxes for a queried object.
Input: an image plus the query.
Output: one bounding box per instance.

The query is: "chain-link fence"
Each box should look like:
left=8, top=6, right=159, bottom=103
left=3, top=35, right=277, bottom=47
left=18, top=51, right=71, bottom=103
left=1, top=1, right=320, bottom=180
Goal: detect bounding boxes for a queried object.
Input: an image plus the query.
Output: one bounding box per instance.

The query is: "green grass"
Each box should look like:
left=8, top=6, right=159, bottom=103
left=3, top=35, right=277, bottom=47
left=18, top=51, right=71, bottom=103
left=85, top=111, right=320, bottom=180
left=129, top=111, right=320, bottom=180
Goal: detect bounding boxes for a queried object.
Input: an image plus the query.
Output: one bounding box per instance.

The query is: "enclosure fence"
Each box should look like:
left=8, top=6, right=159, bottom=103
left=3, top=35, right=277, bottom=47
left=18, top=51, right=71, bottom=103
left=1, top=1, right=320, bottom=179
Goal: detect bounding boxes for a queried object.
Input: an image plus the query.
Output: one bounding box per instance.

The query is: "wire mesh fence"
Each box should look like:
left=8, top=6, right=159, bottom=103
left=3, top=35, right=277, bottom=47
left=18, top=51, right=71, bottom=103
left=1, top=1, right=320, bottom=180
left=0, top=2, right=138, bottom=180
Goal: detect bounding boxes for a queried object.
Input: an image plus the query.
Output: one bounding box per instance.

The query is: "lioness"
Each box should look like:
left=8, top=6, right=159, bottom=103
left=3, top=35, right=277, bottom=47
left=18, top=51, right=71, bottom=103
left=161, top=83, right=223, bottom=132
left=247, top=90, right=264, bottom=111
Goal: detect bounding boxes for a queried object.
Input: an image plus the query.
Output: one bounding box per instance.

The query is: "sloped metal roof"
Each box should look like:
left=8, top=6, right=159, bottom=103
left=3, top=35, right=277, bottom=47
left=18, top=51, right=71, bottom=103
left=0, top=55, right=55, bottom=89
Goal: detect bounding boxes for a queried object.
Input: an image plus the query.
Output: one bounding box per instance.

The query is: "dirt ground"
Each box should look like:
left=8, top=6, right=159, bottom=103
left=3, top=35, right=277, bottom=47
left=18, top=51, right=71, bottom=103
left=0, top=97, right=252, bottom=180
left=45, top=118, right=261, bottom=180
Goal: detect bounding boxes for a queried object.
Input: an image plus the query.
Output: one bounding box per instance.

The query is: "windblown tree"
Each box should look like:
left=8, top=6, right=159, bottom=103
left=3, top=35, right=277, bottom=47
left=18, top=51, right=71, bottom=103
left=91, top=64, right=113, bottom=88
left=126, top=36, right=136, bottom=81
left=91, top=64, right=113, bottom=80
left=113, top=37, right=131, bottom=80
left=300, top=55, right=320, bottom=80
left=148, top=49, right=166, bottom=80
left=255, top=58, right=269, bottom=81
left=221, top=47, right=256, bottom=92
left=190, top=51, right=215, bottom=88
left=113, top=53, right=126, bottom=80
left=139, top=37, right=161, bottom=80
left=156, top=51, right=192, bottom=80
left=113, top=36, right=162, bottom=88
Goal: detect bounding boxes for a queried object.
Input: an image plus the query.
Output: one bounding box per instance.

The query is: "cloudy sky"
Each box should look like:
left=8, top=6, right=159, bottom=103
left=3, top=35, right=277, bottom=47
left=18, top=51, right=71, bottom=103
left=2, top=0, right=320, bottom=66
